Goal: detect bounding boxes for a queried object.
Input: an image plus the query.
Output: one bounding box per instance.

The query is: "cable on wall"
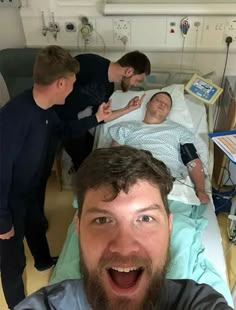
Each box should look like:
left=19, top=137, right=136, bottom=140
left=94, top=28, right=107, bottom=56
left=179, top=17, right=190, bottom=69
left=213, top=36, right=233, bottom=130
left=191, top=21, right=200, bottom=70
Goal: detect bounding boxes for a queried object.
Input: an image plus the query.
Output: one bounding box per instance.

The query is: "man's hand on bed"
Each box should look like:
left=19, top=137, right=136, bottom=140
left=126, top=94, right=146, bottom=112
left=196, top=190, right=209, bottom=204
left=95, top=100, right=112, bottom=123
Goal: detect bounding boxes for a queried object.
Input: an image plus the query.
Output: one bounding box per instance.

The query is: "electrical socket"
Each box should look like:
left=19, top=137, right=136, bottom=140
left=113, top=19, right=131, bottom=43
left=225, top=20, right=236, bottom=41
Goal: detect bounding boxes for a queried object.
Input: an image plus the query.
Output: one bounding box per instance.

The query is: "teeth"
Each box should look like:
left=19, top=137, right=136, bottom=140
left=111, top=267, right=138, bottom=273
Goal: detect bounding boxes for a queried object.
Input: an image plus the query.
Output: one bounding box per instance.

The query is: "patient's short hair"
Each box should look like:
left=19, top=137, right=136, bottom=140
left=76, top=146, right=173, bottom=217
left=116, top=51, right=151, bottom=75
left=33, top=45, right=80, bottom=85
left=149, top=91, right=173, bottom=107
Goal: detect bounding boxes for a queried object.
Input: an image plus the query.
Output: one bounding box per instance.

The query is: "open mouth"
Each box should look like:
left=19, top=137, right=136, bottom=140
left=107, top=267, right=144, bottom=293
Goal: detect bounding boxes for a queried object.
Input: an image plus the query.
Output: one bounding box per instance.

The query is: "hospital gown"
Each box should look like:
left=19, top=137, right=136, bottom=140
left=109, top=119, right=194, bottom=178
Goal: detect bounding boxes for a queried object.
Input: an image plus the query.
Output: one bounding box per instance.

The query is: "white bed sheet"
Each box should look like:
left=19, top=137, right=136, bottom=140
left=94, top=92, right=230, bottom=291
left=203, top=199, right=228, bottom=284
left=185, top=95, right=228, bottom=284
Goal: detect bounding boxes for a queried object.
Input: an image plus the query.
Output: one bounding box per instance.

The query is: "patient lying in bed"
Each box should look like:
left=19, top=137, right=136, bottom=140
left=109, top=91, right=209, bottom=204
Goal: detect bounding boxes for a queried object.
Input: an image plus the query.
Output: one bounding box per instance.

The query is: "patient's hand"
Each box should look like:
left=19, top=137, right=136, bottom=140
left=196, top=190, right=209, bottom=204
left=126, top=93, right=146, bottom=111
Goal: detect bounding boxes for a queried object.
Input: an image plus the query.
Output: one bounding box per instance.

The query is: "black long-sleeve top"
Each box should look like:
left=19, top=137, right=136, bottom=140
left=55, top=53, right=114, bottom=120
left=0, top=89, right=98, bottom=234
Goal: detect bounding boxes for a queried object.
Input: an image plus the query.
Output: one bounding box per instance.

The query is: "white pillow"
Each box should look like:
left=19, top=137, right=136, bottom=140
left=110, top=84, right=193, bottom=129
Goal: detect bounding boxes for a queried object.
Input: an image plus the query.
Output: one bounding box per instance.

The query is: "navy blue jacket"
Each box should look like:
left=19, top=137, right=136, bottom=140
left=55, top=53, right=114, bottom=120
left=0, top=89, right=98, bottom=234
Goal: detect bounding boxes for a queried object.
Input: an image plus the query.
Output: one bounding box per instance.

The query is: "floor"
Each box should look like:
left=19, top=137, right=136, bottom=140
left=218, top=213, right=236, bottom=291
left=0, top=174, right=236, bottom=309
left=0, top=174, right=75, bottom=310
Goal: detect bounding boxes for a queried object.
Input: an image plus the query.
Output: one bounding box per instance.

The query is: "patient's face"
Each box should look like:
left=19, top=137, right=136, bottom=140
left=147, top=93, right=172, bottom=119
left=121, top=73, right=145, bottom=92
left=77, top=181, right=172, bottom=309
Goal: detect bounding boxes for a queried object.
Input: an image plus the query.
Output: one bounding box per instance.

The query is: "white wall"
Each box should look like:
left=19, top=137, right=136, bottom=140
left=16, top=1, right=236, bottom=82
left=0, top=8, right=26, bottom=49
left=1, top=1, right=236, bottom=100
left=98, top=51, right=236, bottom=86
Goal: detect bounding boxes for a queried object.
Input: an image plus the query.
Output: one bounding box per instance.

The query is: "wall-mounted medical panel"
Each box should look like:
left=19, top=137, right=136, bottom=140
left=20, top=13, right=236, bottom=52
left=0, top=0, right=20, bottom=8
left=165, top=16, right=204, bottom=48
left=225, top=18, right=236, bottom=41
left=201, top=17, right=226, bottom=47
left=131, top=17, right=166, bottom=48
left=95, top=18, right=114, bottom=47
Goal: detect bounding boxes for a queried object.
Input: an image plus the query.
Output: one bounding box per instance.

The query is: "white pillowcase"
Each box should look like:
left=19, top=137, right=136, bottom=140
left=109, top=84, right=193, bottom=129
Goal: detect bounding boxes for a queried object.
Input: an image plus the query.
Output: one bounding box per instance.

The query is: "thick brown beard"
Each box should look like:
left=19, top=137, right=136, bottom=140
left=79, top=249, right=168, bottom=310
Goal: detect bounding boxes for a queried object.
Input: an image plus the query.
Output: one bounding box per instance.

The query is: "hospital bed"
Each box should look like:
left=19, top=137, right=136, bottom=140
left=50, top=70, right=234, bottom=307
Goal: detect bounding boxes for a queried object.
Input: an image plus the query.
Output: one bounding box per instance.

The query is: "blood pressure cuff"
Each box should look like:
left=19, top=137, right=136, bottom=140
left=180, top=143, right=199, bottom=165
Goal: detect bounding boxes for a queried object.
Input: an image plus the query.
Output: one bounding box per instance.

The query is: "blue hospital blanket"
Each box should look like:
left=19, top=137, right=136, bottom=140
left=50, top=200, right=233, bottom=307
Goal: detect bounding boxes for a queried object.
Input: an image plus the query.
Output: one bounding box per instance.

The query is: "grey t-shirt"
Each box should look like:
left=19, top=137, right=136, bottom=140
left=14, top=278, right=233, bottom=310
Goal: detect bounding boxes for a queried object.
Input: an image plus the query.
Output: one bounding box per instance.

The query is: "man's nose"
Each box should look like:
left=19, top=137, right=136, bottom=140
left=108, top=224, right=140, bottom=255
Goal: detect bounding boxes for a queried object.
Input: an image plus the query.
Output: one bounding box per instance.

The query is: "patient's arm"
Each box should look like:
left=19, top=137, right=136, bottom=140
left=187, top=159, right=209, bottom=204
left=111, top=140, right=121, bottom=147
left=105, top=94, right=145, bottom=123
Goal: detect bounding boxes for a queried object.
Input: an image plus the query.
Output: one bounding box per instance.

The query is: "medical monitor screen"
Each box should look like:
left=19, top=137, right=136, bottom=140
left=190, top=78, right=217, bottom=100
left=185, top=74, right=223, bottom=105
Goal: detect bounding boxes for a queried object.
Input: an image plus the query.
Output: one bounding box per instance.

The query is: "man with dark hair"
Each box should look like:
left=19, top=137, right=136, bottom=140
left=55, top=50, right=151, bottom=172
left=116, top=51, right=151, bottom=91
left=110, top=92, right=209, bottom=204
left=15, top=146, right=232, bottom=310
left=0, top=45, right=113, bottom=310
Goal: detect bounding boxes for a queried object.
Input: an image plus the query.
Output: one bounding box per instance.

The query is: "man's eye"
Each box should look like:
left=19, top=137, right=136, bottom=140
left=139, top=215, right=153, bottom=223
left=95, top=217, right=109, bottom=224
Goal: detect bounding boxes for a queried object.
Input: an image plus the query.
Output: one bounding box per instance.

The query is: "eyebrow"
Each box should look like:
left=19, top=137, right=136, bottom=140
left=137, top=204, right=163, bottom=213
left=85, top=207, right=112, bottom=215
left=84, top=204, right=163, bottom=215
